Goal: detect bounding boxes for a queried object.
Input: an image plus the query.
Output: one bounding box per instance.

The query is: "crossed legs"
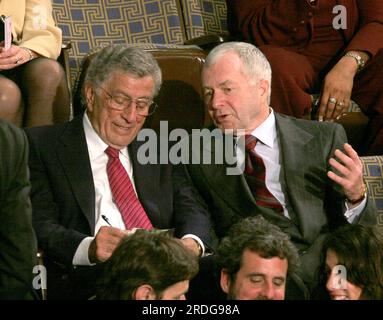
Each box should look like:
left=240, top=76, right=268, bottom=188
left=0, top=57, right=70, bottom=127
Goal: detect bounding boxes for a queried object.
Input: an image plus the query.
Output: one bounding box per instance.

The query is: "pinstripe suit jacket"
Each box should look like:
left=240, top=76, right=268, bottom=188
left=186, top=113, right=377, bottom=288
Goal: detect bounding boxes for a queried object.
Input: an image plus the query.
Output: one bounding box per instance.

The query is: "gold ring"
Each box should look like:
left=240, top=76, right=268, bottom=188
left=329, top=97, right=337, bottom=104
left=337, top=101, right=345, bottom=107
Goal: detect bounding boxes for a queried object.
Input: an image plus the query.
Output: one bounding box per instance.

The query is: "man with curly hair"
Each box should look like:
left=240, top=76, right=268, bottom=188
left=217, top=216, right=302, bottom=300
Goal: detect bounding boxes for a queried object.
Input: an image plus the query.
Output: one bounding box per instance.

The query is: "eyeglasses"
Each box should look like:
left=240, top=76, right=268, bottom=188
left=97, top=86, right=158, bottom=116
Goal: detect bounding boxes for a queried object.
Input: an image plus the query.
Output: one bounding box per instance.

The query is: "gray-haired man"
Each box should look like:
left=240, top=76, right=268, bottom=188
left=25, top=45, right=213, bottom=299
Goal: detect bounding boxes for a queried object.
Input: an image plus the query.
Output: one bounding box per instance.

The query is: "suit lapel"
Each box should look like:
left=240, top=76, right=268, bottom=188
left=56, top=117, right=96, bottom=234
left=199, top=136, right=302, bottom=240
left=197, top=125, right=311, bottom=241
left=196, top=132, right=263, bottom=219
left=276, top=114, right=325, bottom=242
left=129, top=140, right=161, bottom=227
left=202, top=162, right=257, bottom=217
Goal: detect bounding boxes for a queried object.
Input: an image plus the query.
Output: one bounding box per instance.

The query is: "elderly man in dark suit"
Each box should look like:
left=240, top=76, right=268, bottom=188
left=226, top=0, right=383, bottom=155
left=186, top=42, right=377, bottom=299
left=0, top=119, right=37, bottom=299
left=25, top=45, right=213, bottom=300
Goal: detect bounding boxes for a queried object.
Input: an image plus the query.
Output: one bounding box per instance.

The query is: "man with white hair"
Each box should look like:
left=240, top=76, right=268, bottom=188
left=186, top=42, right=377, bottom=298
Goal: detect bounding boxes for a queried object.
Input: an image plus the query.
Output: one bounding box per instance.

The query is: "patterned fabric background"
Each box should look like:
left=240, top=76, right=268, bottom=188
left=179, top=0, right=228, bottom=40
left=52, top=0, right=185, bottom=83
left=362, top=156, right=383, bottom=220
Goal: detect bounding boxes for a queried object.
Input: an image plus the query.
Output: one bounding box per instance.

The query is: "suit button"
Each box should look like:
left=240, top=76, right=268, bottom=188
left=300, top=20, right=305, bottom=24
left=293, top=27, right=298, bottom=32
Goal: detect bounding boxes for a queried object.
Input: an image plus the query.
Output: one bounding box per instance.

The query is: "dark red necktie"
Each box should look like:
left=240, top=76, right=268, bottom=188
left=105, top=146, right=153, bottom=230
left=244, top=135, right=284, bottom=213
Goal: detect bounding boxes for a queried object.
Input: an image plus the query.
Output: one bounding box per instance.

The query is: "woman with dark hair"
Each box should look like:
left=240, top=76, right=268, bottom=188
left=318, top=224, right=383, bottom=300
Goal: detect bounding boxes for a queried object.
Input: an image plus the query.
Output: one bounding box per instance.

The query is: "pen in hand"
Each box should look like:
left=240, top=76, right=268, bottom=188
left=101, top=215, right=112, bottom=226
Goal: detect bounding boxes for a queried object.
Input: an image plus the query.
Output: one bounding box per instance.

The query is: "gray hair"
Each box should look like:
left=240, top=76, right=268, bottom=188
left=217, top=216, right=299, bottom=279
left=205, top=42, right=272, bottom=103
left=84, top=44, right=162, bottom=97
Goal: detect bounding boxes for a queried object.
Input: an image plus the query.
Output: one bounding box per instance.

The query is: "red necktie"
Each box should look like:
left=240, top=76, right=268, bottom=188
left=105, top=146, right=153, bottom=230
left=244, top=135, right=284, bottom=213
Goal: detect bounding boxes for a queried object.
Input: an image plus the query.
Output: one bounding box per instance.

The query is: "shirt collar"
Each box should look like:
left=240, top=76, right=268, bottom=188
left=250, top=108, right=277, bottom=148
left=83, top=113, right=129, bottom=161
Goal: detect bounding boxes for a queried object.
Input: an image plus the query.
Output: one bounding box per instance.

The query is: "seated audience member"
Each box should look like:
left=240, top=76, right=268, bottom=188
left=226, top=0, right=383, bottom=155
left=316, top=224, right=383, bottom=300
left=216, top=216, right=301, bottom=300
left=97, top=231, right=199, bottom=300
left=185, top=41, right=377, bottom=298
left=0, top=0, right=69, bottom=126
left=25, top=44, right=213, bottom=299
left=0, top=119, right=37, bottom=299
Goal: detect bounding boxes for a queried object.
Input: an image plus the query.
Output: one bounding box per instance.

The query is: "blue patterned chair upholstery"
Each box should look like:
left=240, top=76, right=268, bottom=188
left=52, top=0, right=186, bottom=85
left=179, top=0, right=229, bottom=50
left=362, top=156, right=383, bottom=223
left=179, top=0, right=228, bottom=39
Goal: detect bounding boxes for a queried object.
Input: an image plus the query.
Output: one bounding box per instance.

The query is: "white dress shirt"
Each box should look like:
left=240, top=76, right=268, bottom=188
left=73, top=113, right=204, bottom=265
left=244, top=109, right=365, bottom=222
left=73, top=114, right=132, bottom=265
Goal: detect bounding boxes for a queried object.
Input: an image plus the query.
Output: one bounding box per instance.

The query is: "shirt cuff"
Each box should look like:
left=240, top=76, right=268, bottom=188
left=72, top=236, right=96, bottom=266
left=344, top=197, right=367, bottom=223
left=182, top=234, right=205, bottom=256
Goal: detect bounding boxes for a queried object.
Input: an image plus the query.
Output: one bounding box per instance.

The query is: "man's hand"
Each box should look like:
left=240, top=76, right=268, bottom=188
left=317, top=57, right=358, bottom=121
left=88, top=226, right=127, bottom=263
left=181, top=238, right=202, bottom=257
left=327, top=143, right=366, bottom=205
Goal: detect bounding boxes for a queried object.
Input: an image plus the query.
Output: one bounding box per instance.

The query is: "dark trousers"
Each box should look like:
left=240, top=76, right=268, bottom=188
left=46, top=261, right=104, bottom=300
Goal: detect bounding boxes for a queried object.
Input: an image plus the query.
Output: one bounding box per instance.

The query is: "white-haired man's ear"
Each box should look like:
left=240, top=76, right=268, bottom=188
left=84, top=83, right=96, bottom=111
left=258, top=79, right=270, bottom=102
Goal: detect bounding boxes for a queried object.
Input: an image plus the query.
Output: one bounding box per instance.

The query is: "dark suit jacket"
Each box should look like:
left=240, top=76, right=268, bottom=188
left=186, top=114, right=377, bottom=290
left=25, top=115, right=213, bottom=299
left=226, top=0, right=383, bottom=58
left=0, top=120, right=37, bottom=299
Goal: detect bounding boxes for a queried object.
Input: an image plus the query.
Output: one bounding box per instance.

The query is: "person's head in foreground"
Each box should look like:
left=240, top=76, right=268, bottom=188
left=97, top=231, right=199, bottom=300
left=217, top=216, right=299, bottom=300
left=320, top=224, right=383, bottom=300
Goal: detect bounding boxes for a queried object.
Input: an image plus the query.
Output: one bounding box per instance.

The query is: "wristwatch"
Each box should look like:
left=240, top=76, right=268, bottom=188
left=344, top=52, right=365, bottom=72
left=346, top=184, right=368, bottom=205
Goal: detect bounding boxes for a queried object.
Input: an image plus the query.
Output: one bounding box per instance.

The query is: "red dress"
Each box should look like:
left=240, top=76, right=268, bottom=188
left=227, top=0, right=383, bottom=155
